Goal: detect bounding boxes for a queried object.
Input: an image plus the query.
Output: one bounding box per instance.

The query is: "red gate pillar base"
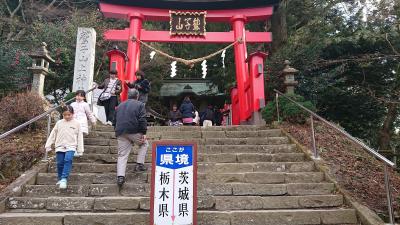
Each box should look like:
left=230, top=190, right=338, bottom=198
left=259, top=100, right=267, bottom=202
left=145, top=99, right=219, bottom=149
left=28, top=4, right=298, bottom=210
left=246, top=51, right=269, bottom=125
left=230, top=87, right=240, bottom=125
left=249, top=111, right=266, bottom=125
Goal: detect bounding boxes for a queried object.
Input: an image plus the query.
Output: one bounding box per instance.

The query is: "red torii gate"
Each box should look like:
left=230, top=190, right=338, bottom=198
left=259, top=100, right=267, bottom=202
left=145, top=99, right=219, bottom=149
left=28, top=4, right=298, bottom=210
left=99, top=2, right=273, bottom=124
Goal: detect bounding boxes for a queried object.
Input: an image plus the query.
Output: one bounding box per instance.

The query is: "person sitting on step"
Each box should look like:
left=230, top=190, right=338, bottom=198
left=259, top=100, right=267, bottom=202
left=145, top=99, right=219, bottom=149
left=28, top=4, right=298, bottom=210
left=113, top=89, right=149, bottom=187
left=168, top=104, right=183, bottom=126
left=45, top=105, right=84, bottom=189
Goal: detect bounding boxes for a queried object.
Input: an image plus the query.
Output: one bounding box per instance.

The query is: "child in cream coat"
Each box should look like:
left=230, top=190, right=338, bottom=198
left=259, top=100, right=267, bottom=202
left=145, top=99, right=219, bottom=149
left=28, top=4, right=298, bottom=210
left=45, top=105, right=84, bottom=189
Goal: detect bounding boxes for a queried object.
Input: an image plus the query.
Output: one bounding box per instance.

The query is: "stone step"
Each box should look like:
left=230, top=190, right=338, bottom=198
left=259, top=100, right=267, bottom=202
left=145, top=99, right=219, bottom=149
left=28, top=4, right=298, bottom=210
left=22, top=183, right=335, bottom=197
left=73, top=153, right=305, bottom=164
left=0, top=209, right=358, bottom=225
left=84, top=144, right=299, bottom=154
left=204, top=144, right=298, bottom=154
left=94, top=125, right=274, bottom=132
left=206, top=130, right=283, bottom=138
left=83, top=137, right=290, bottom=146
left=46, top=162, right=316, bottom=173
left=88, top=129, right=283, bottom=139
left=7, top=195, right=343, bottom=211
left=36, top=172, right=325, bottom=185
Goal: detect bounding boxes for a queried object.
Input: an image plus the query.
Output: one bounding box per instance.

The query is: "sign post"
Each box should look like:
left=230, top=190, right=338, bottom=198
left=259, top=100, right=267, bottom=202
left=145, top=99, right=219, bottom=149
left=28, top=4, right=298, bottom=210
left=72, top=27, right=96, bottom=104
left=150, top=141, right=198, bottom=225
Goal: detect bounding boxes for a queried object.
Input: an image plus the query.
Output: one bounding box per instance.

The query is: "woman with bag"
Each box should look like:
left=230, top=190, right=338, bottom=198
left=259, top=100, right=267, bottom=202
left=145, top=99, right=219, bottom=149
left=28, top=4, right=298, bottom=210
left=97, top=70, right=122, bottom=125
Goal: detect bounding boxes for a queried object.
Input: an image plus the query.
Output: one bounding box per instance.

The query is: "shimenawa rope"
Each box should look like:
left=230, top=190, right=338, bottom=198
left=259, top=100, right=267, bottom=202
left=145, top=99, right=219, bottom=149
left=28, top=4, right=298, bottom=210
left=131, top=36, right=242, bottom=67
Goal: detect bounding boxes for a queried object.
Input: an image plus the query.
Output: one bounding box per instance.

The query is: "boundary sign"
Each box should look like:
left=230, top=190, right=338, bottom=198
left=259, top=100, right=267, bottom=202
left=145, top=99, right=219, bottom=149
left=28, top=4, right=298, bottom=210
left=150, top=141, right=198, bottom=225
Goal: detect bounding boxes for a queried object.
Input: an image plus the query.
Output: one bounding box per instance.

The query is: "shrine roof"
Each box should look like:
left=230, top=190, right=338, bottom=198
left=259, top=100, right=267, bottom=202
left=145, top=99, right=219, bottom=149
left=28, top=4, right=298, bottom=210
left=160, top=78, right=222, bottom=97
left=98, top=0, right=279, bottom=10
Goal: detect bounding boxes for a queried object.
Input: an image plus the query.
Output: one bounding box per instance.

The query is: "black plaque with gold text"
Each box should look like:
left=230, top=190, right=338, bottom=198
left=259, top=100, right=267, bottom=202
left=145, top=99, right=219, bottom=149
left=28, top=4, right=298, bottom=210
left=170, top=11, right=206, bottom=36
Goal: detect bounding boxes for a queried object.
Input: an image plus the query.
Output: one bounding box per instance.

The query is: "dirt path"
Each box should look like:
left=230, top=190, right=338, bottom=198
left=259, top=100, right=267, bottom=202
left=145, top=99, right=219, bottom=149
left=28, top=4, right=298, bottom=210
left=281, top=121, right=400, bottom=220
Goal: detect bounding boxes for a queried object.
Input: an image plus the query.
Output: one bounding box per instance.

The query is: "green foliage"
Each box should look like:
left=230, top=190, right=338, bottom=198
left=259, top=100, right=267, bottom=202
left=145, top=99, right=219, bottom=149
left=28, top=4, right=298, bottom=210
left=263, top=94, right=315, bottom=124
left=29, top=11, right=111, bottom=103
left=63, top=92, right=76, bottom=103
left=316, top=87, right=385, bottom=145
left=0, top=45, right=32, bottom=95
left=1, top=0, right=398, bottom=150
left=0, top=0, right=125, bottom=102
left=266, top=0, right=400, bottom=148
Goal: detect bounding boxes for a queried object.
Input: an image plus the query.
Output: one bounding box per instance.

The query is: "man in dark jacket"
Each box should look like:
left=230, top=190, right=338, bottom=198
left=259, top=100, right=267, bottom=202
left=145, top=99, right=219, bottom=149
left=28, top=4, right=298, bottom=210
left=202, top=105, right=215, bottom=127
left=114, top=89, right=148, bottom=186
left=126, top=70, right=150, bottom=104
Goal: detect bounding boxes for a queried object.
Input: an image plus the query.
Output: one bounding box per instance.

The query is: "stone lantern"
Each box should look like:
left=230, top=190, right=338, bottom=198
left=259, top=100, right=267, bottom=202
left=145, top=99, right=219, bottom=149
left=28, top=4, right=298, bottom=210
left=282, top=60, right=298, bottom=94
left=27, top=42, right=55, bottom=96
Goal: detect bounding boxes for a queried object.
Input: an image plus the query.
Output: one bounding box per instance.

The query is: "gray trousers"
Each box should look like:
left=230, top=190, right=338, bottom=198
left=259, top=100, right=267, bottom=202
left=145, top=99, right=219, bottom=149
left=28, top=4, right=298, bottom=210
left=117, top=133, right=149, bottom=177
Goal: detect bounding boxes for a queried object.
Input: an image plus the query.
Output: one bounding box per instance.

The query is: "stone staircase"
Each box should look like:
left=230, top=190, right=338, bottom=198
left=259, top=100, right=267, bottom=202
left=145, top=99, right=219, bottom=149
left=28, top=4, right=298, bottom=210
left=0, top=125, right=358, bottom=225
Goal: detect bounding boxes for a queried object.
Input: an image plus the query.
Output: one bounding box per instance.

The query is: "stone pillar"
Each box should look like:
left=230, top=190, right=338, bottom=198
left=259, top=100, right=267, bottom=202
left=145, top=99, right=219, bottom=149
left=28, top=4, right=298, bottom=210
left=73, top=27, right=96, bottom=104
left=31, top=73, right=45, bottom=95
left=283, top=60, right=298, bottom=94
left=27, top=42, right=55, bottom=97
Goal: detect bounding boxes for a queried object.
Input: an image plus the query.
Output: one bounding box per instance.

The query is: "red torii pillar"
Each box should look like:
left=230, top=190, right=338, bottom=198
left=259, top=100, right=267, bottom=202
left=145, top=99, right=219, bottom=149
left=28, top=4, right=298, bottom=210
left=122, top=13, right=144, bottom=101
left=231, top=15, right=252, bottom=124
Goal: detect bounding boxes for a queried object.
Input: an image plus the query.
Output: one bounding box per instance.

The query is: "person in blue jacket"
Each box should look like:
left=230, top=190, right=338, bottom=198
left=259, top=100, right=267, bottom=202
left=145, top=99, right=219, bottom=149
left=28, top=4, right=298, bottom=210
left=179, top=96, right=196, bottom=126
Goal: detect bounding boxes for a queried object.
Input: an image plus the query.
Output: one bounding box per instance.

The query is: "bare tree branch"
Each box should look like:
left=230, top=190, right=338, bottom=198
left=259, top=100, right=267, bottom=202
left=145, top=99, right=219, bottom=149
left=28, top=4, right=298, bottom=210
left=3, top=0, right=12, bottom=16
left=54, top=0, right=65, bottom=9
left=94, top=41, right=111, bottom=79
left=6, top=31, right=13, bottom=41
left=366, top=86, right=400, bottom=104
left=311, top=54, right=400, bottom=70
left=386, top=33, right=400, bottom=55
left=0, top=17, right=29, bottom=27
left=40, top=0, right=57, bottom=14
left=9, top=0, right=23, bottom=18
left=20, top=1, right=26, bottom=23
left=13, top=28, right=26, bottom=41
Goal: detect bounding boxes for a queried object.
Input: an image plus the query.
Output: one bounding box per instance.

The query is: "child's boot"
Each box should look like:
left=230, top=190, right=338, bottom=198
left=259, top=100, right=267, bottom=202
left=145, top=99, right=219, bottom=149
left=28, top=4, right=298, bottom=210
left=59, top=179, right=67, bottom=189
